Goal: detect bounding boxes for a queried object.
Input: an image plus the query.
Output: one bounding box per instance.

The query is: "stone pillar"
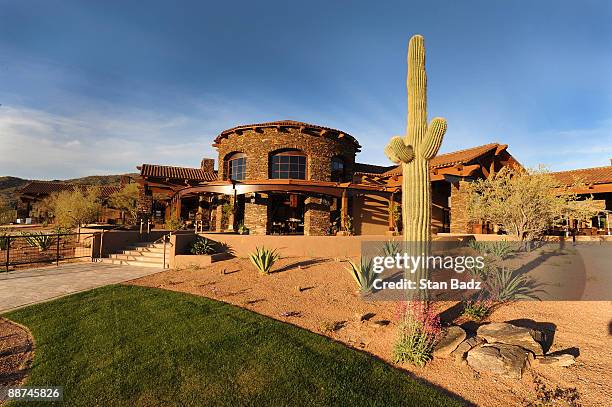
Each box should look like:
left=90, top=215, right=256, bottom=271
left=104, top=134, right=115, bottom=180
left=215, top=205, right=223, bottom=231
left=244, top=193, right=268, bottom=235
left=304, top=196, right=330, bottom=236
left=449, top=181, right=472, bottom=233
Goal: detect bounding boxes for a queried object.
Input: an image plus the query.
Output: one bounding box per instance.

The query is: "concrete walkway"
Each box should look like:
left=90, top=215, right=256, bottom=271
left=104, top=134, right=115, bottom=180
left=0, top=262, right=165, bottom=313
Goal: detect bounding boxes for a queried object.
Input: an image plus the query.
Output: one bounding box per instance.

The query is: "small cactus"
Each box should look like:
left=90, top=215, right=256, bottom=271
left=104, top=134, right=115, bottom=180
left=385, top=35, right=447, bottom=297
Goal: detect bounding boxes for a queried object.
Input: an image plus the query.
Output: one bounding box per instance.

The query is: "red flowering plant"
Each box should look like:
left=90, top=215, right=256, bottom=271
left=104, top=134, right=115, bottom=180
left=392, top=301, right=442, bottom=366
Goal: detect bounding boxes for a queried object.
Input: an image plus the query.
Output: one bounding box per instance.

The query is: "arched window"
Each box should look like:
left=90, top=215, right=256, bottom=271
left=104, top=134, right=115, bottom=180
left=331, top=156, right=345, bottom=182
left=270, top=150, right=307, bottom=179
left=227, top=152, right=247, bottom=181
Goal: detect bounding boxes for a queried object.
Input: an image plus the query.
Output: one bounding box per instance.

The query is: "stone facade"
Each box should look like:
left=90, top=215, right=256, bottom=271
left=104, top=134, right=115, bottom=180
left=303, top=196, right=330, bottom=236
left=200, top=158, right=215, bottom=173
left=244, top=194, right=268, bottom=235
left=449, top=181, right=472, bottom=233
left=216, top=127, right=357, bottom=182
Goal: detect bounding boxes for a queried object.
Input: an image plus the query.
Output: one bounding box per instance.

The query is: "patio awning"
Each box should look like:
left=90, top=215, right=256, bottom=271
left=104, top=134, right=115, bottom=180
left=174, top=179, right=398, bottom=199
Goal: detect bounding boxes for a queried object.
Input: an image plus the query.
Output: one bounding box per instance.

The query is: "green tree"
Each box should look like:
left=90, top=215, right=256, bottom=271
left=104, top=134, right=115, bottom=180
left=465, top=166, right=600, bottom=241
left=109, top=183, right=140, bottom=225
left=0, top=197, right=16, bottom=224
left=52, top=187, right=103, bottom=228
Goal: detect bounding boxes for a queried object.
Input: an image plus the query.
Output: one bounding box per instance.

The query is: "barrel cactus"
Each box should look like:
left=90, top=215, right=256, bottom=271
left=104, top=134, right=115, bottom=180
left=385, top=35, right=447, bottom=295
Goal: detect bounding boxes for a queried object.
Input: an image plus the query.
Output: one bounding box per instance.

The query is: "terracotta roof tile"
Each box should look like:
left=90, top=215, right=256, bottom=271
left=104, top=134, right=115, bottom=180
left=139, top=164, right=218, bottom=181
left=550, top=166, right=612, bottom=186
left=354, top=162, right=396, bottom=175
left=382, top=143, right=501, bottom=176
left=19, top=181, right=120, bottom=197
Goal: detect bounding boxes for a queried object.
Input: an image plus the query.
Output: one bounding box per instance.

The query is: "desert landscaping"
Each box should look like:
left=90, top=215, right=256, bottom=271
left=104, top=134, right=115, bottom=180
left=125, top=255, right=610, bottom=406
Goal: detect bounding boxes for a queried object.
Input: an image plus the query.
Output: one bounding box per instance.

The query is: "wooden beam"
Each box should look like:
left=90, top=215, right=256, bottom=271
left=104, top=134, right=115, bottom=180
left=495, top=144, right=508, bottom=155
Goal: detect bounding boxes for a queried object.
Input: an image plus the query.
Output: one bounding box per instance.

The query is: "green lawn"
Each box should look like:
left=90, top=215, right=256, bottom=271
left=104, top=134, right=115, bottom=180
left=5, top=285, right=462, bottom=406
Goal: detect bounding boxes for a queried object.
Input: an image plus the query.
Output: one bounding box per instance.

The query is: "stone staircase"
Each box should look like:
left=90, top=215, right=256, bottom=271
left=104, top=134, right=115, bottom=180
left=100, top=241, right=170, bottom=268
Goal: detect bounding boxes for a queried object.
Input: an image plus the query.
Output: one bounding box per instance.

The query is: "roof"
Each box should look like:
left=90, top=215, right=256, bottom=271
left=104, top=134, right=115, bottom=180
left=138, top=164, right=218, bottom=182
left=353, top=162, right=396, bottom=175
left=19, top=181, right=120, bottom=197
left=214, top=120, right=361, bottom=149
left=550, top=166, right=612, bottom=186
left=383, top=143, right=502, bottom=176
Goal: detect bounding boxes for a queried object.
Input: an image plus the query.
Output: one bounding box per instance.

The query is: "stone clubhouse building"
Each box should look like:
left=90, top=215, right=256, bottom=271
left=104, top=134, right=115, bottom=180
left=134, top=120, right=612, bottom=236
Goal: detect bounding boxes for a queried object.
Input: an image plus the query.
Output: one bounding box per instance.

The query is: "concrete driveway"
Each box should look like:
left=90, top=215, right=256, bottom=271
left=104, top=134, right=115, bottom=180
left=0, top=262, right=164, bottom=313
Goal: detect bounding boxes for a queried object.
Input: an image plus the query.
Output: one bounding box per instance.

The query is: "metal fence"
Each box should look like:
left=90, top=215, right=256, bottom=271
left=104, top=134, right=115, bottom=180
left=1, top=232, right=95, bottom=272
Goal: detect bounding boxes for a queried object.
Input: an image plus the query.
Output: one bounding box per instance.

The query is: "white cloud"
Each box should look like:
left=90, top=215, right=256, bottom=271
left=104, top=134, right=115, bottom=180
left=0, top=104, right=232, bottom=179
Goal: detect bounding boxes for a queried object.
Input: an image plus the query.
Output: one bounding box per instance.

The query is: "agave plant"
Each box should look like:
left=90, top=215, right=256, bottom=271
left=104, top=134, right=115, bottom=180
left=22, top=232, right=54, bottom=252
left=381, top=240, right=400, bottom=258
left=249, top=247, right=280, bottom=274
left=487, top=240, right=516, bottom=260
left=485, top=266, right=543, bottom=302
left=345, top=257, right=376, bottom=293
left=467, top=240, right=516, bottom=261
left=190, top=236, right=217, bottom=255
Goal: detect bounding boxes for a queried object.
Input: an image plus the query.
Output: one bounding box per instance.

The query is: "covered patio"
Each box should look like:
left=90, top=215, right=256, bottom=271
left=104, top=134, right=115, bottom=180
left=169, top=179, right=400, bottom=236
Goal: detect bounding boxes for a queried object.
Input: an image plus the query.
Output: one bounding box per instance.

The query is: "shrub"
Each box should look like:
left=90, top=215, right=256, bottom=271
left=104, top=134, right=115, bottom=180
left=393, top=302, right=441, bottom=366
left=164, top=216, right=183, bottom=231
left=52, top=226, right=72, bottom=235
left=249, top=247, right=280, bottom=274
left=190, top=236, right=217, bottom=255
left=345, top=257, right=376, bottom=293
left=22, top=232, right=54, bottom=252
left=0, top=233, right=11, bottom=250
left=237, top=223, right=249, bottom=235
left=462, top=299, right=493, bottom=320
left=485, top=266, right=542, bottom=301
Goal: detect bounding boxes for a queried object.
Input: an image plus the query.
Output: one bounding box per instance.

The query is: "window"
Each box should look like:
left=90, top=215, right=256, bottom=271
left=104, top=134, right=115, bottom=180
left=227, top=153, right=246, bottom=181
left=331, top=156, right=345, bottom=182
left=270, top=150, right=306, bottom=179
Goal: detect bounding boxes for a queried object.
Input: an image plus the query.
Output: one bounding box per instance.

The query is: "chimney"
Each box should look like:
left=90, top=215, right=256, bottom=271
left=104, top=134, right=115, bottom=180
left=200, top=158, right=215, bottom=173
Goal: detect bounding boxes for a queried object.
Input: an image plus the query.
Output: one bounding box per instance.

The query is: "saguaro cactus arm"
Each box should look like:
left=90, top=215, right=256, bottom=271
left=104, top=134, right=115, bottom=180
left=420, top=117, right=447, bottom=160
left=385, top=136, right=415, bottom=164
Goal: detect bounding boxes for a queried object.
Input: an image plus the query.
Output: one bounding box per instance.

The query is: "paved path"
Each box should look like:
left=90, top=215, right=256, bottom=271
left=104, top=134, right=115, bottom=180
left=0, top=262, right=164, bottom=313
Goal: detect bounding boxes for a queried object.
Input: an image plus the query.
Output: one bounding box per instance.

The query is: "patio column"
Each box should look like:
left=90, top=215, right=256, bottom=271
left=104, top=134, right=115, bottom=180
left=244, top=193, right=268, bottom=235
left=388, top=192, right=395, bottom=231
left=449, top=181, right=471, bottom=233
left=304, top=196, right=330, bottom=236
left=340, top=189, right=348, bottom=231
left=215, top=204, right=223, bottom=231
left=174, top=196, right=182, bottom=220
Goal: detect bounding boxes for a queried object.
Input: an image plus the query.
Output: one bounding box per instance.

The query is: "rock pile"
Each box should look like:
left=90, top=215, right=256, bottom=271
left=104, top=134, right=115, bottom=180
left=433, top=322, right=576, bottom=379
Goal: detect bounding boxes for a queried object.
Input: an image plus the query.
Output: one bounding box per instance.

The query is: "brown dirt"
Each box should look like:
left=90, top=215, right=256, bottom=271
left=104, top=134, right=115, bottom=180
left=130, top=257, right=612, bottom=407
left=0, top=318, right=34, bottom=401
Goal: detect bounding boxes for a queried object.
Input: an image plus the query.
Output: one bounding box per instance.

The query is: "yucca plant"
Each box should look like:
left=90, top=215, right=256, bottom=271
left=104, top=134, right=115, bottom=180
left=22, top=232, right=54, bottom=252
left=486, top=266, right=543, bottom=302
left=249, top=247, right=280, bottom=274
left=345, top=257, right=376, bottom=293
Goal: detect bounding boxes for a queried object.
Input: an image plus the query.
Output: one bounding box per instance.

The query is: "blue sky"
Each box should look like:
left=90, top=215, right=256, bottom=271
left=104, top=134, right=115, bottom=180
left=1, top=0, right=611, bottom=179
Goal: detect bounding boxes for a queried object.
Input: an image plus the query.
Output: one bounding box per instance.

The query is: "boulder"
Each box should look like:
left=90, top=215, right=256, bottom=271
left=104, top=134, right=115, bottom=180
left=533, top=354, right=576, bottom=367
left=467, top=343, right=532, bottom=379
left=433, top=326, right=467, bottom=357
left=477, top=322, right=543, bottom=355
left=450, top=336, right=486, bottom=364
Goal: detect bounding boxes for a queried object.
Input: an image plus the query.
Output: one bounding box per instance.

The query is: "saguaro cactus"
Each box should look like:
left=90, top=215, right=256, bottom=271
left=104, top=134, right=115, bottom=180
left=385, top=35, right=447, bottom=292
